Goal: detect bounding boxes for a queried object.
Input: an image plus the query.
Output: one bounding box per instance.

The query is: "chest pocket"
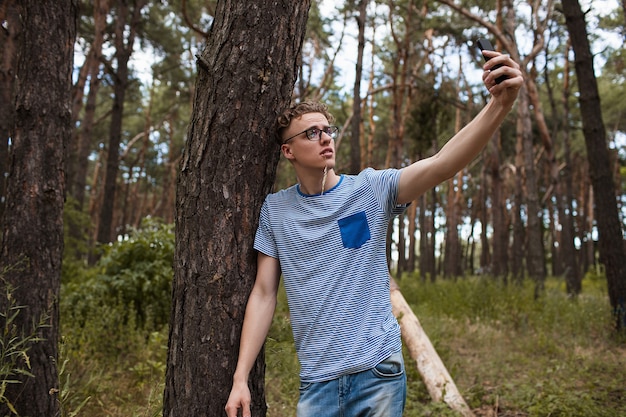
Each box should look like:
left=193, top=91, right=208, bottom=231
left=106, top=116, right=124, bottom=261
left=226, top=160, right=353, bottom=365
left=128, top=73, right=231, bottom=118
left=337, top=211, right=371, bottom=249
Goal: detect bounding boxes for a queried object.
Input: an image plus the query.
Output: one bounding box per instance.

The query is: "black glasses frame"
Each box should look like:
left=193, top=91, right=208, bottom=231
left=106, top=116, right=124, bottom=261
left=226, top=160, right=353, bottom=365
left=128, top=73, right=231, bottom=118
left=283, top=126, right=339, bottom=144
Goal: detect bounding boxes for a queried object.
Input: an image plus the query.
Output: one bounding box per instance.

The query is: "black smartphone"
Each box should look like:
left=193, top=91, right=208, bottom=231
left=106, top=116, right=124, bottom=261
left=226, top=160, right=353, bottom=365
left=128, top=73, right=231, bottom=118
left=475, top=38, right=507, bottom=84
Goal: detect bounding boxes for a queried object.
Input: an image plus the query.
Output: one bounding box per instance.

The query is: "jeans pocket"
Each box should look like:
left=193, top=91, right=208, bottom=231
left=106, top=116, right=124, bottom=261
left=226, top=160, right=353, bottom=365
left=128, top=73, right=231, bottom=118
left=372, top=352, right=404, bottom=378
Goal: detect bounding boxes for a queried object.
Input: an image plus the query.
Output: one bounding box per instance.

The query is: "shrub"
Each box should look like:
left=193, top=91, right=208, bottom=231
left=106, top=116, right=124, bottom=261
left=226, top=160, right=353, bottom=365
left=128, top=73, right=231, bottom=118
left=63, top=218, right=174, bottom=330
left=61, top=218, right=174, bottom=360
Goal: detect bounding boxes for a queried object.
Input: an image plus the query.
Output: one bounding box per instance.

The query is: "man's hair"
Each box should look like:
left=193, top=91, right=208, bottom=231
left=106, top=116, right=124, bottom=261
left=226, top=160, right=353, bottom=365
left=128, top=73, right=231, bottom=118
left=275, top=100, right=335, bottom=145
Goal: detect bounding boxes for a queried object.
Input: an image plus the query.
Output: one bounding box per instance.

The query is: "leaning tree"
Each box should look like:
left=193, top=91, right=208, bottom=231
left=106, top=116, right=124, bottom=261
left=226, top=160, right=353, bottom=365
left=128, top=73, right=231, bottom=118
left=162, top=1, right=311, bottom=415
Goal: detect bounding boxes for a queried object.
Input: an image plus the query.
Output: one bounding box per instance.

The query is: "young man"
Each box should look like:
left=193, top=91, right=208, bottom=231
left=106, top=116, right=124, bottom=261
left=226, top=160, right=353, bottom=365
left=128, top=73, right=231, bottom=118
left=225, top=50, right=523, bottom=417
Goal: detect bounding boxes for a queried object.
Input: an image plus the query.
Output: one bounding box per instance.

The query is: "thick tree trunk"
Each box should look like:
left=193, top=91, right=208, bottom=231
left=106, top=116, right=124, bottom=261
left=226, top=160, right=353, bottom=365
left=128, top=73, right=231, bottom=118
left=562, top=0, right=626, bottom=330
left=0, top=0, right=76, bottom=415
left=163, top=1, right=311, bottom=416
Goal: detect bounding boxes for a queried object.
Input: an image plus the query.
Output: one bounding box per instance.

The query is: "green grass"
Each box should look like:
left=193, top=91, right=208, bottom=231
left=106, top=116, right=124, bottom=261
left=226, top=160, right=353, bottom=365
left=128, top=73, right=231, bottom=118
left=55, top=274, right=625, bottom=416
left=265, top=274, right=626, bottom=417
left=58, top=313, right=166, bottom=417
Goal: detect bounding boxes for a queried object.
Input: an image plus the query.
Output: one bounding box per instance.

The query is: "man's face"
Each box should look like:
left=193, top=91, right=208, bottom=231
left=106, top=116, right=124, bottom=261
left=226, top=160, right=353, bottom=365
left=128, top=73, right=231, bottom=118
left=281, top=112, right=336, bottom=170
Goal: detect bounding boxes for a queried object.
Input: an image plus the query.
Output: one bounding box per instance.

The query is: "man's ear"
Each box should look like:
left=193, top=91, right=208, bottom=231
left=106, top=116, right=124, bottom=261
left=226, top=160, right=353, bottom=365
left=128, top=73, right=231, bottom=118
left=281, top=143, right=295, bottom=160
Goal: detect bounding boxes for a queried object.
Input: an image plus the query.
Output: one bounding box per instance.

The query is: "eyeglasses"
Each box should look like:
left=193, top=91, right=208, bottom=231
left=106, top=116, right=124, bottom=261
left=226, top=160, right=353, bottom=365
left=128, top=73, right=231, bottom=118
left=283, top=126, right=339, bottom=144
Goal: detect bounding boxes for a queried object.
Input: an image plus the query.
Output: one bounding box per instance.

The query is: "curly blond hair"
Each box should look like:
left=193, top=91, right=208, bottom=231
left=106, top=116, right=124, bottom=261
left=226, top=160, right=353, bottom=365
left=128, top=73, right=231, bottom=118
left=275, top=100, right=335, bottom=145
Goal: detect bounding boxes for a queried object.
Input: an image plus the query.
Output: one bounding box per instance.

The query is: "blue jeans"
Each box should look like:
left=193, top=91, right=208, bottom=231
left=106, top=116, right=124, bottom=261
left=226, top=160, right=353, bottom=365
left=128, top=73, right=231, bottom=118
left=296, top=351, right=406, bottom=417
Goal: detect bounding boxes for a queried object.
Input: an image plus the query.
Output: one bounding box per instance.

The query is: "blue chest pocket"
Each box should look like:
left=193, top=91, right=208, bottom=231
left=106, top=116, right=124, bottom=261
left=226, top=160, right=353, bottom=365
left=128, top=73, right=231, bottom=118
left=337, top=211, right=371, bottom=249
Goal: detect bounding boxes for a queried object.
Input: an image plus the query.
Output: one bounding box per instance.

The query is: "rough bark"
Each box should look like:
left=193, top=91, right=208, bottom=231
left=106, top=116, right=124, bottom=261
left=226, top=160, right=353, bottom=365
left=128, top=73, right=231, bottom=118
left=163, top=1, right=311, bottom=416
left=0, top=0, right=76, bottom=415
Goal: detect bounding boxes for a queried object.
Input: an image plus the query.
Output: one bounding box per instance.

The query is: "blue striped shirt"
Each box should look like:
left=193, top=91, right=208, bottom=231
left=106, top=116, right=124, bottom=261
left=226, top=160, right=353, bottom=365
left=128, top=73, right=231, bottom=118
left=254, top=168, right=405, bottom=382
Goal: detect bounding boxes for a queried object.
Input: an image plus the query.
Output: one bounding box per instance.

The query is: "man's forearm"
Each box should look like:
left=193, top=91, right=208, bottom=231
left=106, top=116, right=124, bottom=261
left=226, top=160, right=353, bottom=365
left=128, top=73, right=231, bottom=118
left=232, top=290, right=277, bottom=383
left=435, top=98, right=514, bottom=171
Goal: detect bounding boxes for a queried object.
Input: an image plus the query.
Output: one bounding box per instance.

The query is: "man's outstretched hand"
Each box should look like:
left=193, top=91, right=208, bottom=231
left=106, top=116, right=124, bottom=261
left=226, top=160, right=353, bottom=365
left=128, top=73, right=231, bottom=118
left=482, top=50, right=523, bottom=108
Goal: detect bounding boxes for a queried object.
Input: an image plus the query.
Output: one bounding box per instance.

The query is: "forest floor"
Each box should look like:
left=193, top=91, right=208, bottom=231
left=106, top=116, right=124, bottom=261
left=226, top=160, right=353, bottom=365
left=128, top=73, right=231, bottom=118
left=61, top=273, right=626, bottom=417
left=265, top=273, right=626, bottom=417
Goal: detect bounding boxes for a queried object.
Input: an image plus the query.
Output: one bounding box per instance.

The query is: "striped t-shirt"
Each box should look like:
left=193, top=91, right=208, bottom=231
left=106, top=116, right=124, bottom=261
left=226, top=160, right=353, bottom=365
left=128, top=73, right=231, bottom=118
left=254, top=168, right=406, bottom=382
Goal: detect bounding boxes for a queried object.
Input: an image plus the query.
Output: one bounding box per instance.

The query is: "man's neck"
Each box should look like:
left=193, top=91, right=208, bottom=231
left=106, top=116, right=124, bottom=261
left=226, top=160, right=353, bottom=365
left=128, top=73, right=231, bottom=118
left=297, top=167, right=340, bottom=195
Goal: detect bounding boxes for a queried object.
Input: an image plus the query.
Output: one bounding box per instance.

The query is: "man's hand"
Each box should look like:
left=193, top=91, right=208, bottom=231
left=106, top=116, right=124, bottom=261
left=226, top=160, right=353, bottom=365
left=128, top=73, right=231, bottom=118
left=482, top=50, right=523, bottom=108
left=225, top=380, right=251, bottom=417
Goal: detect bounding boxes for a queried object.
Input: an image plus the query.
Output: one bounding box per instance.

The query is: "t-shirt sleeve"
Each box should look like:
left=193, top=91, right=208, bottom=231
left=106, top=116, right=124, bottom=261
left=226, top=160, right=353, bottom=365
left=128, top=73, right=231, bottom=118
left=365, top=168, right=408, bottom=217
left=253, top=199, right=279, bottom=258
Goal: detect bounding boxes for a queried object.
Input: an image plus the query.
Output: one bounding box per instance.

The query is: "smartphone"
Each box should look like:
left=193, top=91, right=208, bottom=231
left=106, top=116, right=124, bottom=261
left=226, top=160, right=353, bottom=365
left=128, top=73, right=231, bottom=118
left=475, top=38, right=507, bottom=84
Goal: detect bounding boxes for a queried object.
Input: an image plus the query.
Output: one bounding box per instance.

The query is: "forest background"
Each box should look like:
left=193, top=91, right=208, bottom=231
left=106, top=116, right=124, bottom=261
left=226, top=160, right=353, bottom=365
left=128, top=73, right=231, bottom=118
left=1, top=0, right=625, bottom=416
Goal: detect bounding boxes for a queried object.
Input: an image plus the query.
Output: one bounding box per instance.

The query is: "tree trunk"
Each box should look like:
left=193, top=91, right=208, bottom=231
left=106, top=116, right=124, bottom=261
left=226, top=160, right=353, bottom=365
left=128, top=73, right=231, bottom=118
left=72, top=66, right=101, bottom=209
left=397, top=211, right=408, bottom=274
left=154, top=114, right=180, bottom=223
left=444, top=78, right=464, bottom=279
left=578, top=170, right=595, bottom=274
left=407, top=201, right=417, bottom=273
left=350, top=0, right=366, bottom=175
left=443, top=173, right=463, bottom=278
left=365, top=43, right=377, bottom=169
left=562, top=0, right=626, bottom=330
left=0, top=0, right=76, bottom=415
left=511, top=114, right=525, bottom=284
left=96, top=0, right=147, bottom=244
left=487, top=131, right=509, bottom=279
left=418, top=190, right=437, bottom=282
left=163, top=1, right=311, bottom=416
left=518, top=86, right=547, bottom=296
left=478, top=165, right=490, bottom=273
left=558, top=43, right=581, bottom=294
left=68, top=0, right=109, bottom=207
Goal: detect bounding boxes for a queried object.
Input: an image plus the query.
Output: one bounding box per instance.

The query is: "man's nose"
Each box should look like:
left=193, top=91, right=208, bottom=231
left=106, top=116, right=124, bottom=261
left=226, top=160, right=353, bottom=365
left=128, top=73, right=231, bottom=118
left=319, top=130, right=332, bottom=144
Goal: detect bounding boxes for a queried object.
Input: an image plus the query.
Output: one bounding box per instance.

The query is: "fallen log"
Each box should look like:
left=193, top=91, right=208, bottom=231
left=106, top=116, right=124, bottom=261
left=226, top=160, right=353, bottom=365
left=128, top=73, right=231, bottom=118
left=390, top=277, right=475, bottom=417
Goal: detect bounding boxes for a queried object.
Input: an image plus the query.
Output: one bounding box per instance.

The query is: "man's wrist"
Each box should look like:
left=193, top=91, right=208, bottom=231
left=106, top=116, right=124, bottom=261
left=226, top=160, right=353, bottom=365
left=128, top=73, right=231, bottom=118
left=233, top=370, right=249, bottom=385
